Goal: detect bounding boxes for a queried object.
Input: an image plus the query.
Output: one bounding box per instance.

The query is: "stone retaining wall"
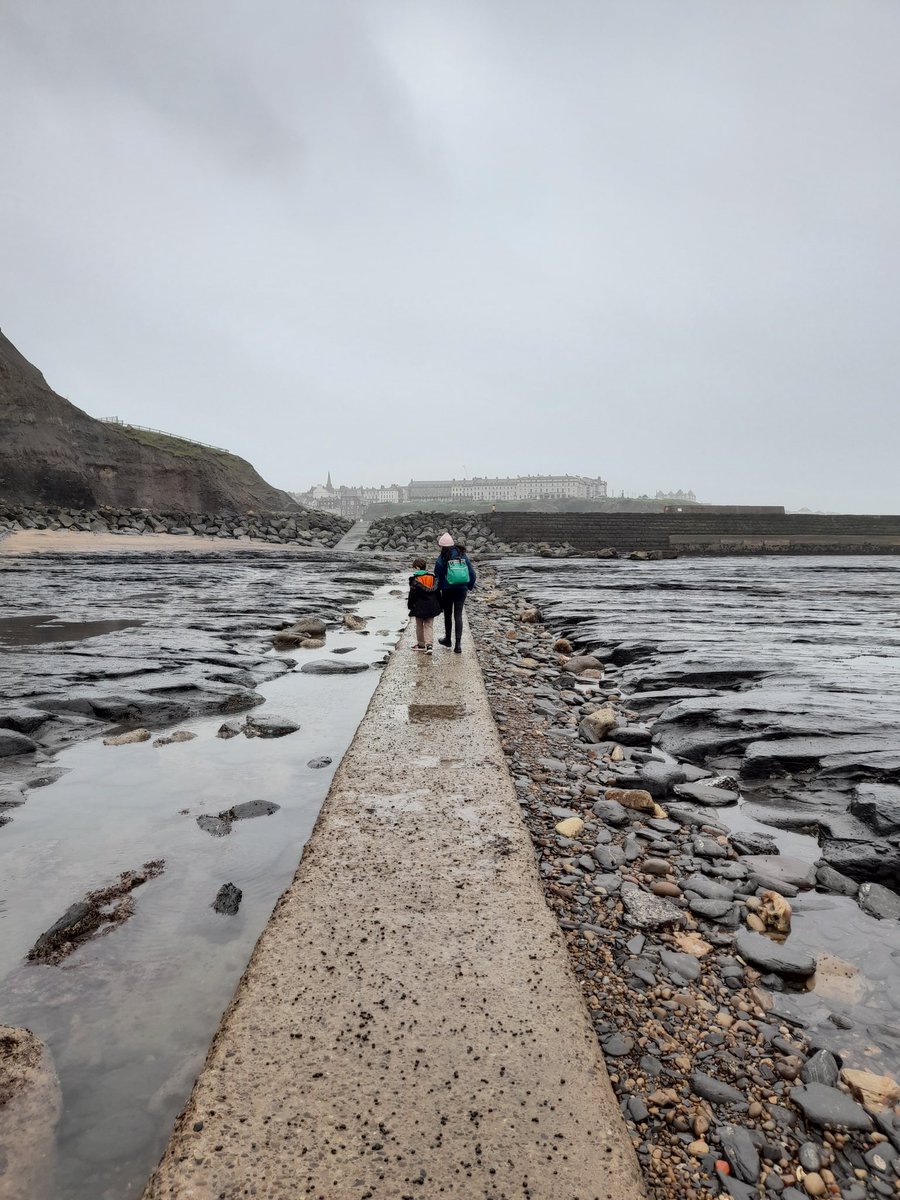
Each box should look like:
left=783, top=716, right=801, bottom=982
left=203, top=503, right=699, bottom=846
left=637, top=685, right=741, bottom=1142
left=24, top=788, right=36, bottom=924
left=0, top=503, right=351, bottom=548
left=361, top=510, right=900, bottom=556
left=486, top=511, right=900, bottom=553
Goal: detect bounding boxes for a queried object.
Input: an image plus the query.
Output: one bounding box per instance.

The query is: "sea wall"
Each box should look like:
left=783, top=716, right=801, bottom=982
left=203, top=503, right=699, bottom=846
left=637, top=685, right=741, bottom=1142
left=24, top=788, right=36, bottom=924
left=0, top=503, right=351, bottom=547
left=360, top=510, right=900, bottom=556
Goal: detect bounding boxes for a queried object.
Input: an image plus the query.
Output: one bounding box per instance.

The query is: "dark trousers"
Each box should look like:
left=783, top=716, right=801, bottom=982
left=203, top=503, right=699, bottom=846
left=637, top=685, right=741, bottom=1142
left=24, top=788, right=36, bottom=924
left=441, top=589, right=466, bottom=646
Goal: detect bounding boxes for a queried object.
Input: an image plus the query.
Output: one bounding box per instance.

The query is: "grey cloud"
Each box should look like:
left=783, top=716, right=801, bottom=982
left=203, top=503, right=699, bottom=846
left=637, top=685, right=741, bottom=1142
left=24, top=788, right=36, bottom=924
left=1, top=1, right=898, bottom=509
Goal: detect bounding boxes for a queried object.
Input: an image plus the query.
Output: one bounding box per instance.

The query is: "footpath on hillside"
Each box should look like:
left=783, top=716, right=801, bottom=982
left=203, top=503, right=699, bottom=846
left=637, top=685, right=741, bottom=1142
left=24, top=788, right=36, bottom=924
left=143, top=618, right=645, bottom=1199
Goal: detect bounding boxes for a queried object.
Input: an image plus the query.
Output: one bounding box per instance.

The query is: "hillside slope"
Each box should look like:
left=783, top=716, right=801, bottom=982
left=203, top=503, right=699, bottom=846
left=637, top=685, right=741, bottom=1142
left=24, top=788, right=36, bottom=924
left=0, top=329, right=298, bottom=513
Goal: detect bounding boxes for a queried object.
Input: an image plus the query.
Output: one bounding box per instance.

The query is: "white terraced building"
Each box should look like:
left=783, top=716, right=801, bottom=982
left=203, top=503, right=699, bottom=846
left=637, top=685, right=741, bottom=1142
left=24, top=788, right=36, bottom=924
left=294, top=472, right=608, bottom=514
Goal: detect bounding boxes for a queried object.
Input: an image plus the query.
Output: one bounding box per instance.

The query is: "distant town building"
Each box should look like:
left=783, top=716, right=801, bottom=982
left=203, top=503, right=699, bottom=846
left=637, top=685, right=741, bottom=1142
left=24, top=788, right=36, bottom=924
left=294, top=472, right=610, bottom=515
left=655, top=489, right=697, bottom=503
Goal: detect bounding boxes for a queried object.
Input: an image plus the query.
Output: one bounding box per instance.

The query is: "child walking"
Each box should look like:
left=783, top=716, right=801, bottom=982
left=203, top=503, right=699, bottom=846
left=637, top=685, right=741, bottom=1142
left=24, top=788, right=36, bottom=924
left=406, top=557, right=442, bottom=653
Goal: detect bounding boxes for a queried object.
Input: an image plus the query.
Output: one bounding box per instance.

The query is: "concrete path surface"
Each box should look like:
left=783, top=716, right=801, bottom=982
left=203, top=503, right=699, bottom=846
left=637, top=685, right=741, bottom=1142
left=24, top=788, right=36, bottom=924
left=332, top=517, right=371, bottom=551
left=143, top=620, right=645, bottom=1200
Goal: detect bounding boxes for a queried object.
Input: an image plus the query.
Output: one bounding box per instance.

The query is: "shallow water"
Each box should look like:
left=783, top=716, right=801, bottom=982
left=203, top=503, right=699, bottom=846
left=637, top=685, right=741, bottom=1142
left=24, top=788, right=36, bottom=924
left=503, top=555, right=900, bottom=1075
left=0, top=558, right=406, bottom=1200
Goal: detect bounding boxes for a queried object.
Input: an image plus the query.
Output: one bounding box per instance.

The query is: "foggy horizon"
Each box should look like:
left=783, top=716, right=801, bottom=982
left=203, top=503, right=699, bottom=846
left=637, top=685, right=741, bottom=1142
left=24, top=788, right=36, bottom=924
left=2, top=2, right=899, bottom=511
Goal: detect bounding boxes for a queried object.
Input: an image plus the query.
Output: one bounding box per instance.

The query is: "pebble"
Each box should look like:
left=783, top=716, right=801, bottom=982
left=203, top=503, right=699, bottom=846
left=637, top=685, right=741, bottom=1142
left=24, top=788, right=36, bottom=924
left=642, top=858, right=671, bottom=876
left=651, top=881, right=681, bottom=898
left=802, top=1173, right=825, bottom=1197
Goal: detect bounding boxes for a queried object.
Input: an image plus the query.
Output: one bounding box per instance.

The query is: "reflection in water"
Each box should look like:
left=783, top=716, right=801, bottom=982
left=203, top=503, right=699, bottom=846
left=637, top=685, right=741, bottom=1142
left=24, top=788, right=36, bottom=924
left=0, top=580, right=405, bottom=1200
left=0, top=615, right=143, bottom=646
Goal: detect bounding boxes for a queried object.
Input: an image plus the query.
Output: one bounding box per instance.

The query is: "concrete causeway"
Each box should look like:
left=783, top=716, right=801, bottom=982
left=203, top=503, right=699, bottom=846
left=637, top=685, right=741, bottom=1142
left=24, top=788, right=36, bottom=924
left=143, top=620, right=645, bottom=1200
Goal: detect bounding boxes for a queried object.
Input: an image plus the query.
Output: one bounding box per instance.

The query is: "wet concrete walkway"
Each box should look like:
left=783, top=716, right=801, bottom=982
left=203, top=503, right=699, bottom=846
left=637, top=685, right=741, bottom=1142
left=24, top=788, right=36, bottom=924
left=143, top=619, right=645, bottom=1200
left=333, top=517, right=371, bottom=551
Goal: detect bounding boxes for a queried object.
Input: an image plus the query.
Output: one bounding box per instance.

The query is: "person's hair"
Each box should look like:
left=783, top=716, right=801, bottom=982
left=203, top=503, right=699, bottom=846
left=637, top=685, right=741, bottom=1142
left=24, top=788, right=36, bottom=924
left=440, top=545, right=453, bottom=561
left=412, top=557, right=426, bottom=569
left=455, top=542, right=467, bottom=554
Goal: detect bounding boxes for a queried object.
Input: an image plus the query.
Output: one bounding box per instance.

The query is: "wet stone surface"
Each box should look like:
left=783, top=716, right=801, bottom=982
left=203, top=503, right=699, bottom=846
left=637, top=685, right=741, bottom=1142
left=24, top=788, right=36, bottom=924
left=471, top=560, right=900, bottom=1200
left=0, top=549, right=390, bottom=777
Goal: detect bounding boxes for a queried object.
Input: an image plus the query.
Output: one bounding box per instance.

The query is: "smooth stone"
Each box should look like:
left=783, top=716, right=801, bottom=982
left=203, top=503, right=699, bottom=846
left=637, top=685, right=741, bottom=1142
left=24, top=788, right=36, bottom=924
left=300, top=659, right=369, bottom=674
left=735, top=930, right=816, bottom=978
left=719, top=1122, right=760, bottom=1184
left=602, top=1033, right=633, bottom=1056
left=216, top=721, right=242, bottom=739
left=306, top=756, right=333, bottom=769
left=659, top=949, right=701, bottom=982
left=742, top=855, right=817, bottom=891
left=789, top=1082, right=872, bottom=1131
left=243, top=714, right=300, bottom=738
left=593, top=873, right=622, bottom=894
left=690, top=1070, right=744, bottom=1105
left=221, top=800, right=280, bottom=822
left=799, top=1050, right=839, bottom=1087
left=683, top=874, right=735, bottom=900
left=689, top=897, right=740, bottom=926
left=0, top=729, right=39, bottom=757
left=555, top=817, right=584, bottom=838
left=591, top=799, right=631, bottom=827
left=858, top=881, right=900, bottom=921
left=814, top=862, right=859, bottom=896
left=651, top=881, right=681, bottom=898
left=593, top=844, right=625, bottom=870
left=797, top=1142, right=821, bottom=1172
left=850, top=783, right=900, bottom=836
left=692, top=835, right=727, bottom=859
left=642, top=858, right=671, bottom=876
left=673, top=781, right=740, bottom=807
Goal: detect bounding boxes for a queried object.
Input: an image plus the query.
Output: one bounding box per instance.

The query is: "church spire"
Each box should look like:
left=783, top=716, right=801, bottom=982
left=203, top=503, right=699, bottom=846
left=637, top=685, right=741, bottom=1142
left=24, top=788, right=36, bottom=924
left=326, top=471, right=333, bottom=490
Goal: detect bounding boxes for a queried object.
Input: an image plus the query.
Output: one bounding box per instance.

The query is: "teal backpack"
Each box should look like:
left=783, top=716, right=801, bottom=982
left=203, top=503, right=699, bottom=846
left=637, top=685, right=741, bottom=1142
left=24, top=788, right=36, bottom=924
left=444, top=556, right=470, bottom=586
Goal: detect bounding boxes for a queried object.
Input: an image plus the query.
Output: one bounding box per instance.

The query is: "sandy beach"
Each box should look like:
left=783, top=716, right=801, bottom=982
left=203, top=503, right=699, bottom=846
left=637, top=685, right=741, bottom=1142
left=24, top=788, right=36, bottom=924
left=0, top=530, right=311, bottom=555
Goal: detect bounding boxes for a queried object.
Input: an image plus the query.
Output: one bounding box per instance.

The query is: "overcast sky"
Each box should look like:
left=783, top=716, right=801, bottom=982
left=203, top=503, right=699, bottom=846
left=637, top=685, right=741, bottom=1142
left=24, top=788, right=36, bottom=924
left=2, top=2, right=898, bottom=510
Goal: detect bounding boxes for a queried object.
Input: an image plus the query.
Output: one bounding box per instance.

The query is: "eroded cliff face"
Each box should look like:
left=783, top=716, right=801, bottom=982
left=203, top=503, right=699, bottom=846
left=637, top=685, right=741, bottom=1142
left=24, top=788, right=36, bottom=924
left=0, top=330, right=298, bottom=513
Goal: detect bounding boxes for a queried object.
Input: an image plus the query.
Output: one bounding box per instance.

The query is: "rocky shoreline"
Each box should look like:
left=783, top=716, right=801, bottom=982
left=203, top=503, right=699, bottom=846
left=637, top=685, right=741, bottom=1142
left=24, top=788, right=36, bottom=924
left=0, top=503, right=350, bottom=548
left=470, top=568, right=900, bottom=1200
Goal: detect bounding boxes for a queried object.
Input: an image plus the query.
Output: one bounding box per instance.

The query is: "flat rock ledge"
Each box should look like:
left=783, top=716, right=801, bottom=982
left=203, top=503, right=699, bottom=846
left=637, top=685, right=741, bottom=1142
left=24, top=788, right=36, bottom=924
left=142, top=623, right=644, bottom=1200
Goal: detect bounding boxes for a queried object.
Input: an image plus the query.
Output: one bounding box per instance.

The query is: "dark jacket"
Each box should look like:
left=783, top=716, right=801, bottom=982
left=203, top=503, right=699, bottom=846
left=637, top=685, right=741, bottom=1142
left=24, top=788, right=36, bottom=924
left=434, top=549, right=476, bottom=592
left=407, top=571, right=443, bottom=618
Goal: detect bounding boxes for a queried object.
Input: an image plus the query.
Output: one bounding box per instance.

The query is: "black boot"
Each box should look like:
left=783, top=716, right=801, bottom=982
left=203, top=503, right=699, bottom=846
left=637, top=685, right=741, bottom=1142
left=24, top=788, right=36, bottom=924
left=438, top=636, right=451, bottom=647
left=454, top=643, right=462, bottom=654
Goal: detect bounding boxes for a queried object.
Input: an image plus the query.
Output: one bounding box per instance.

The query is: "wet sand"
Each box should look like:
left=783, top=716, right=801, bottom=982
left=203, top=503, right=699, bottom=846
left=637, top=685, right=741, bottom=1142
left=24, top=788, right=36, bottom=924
left=0, top=530, right=307, bottom=555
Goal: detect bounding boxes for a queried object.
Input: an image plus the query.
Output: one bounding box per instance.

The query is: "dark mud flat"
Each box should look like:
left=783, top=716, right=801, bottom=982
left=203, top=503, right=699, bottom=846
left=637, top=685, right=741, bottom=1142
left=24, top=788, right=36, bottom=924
left=0, top=551, right=405, bottom=1200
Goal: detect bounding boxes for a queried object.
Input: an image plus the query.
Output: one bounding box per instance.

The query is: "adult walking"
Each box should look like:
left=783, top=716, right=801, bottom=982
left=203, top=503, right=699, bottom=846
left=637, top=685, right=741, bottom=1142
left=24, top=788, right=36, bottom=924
left=434, top=532, right=476, bottom=653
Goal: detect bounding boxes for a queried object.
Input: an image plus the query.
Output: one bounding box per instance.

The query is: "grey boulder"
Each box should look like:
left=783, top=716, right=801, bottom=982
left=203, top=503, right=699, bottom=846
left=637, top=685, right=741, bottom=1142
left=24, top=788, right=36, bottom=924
left=742, top=854, right=816, bottom=892
left=858, top=881, right=900, bottom=921
left=789, top=1083, right=872, bottom=1131
left=673, top=781, right=739, bottom=807
left=300, top=659, right=369, bottom=675
left=735, top=930, right=816, bottom=979
left=0, top=730, right=38, bottom=757
left=243, top=714, right=300, bottom=738
left=849, top=782, right=900, bottom=836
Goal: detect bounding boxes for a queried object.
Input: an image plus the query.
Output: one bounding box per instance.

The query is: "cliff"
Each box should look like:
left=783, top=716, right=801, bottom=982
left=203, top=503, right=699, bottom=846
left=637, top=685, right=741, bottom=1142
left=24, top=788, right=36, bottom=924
left=0, top=329, right=298, bottom=514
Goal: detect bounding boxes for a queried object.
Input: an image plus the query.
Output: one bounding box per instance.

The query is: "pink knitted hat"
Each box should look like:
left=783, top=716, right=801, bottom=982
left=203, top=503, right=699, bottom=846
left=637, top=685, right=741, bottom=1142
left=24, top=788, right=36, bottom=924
left=437, top=532, right=455, bottom=547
